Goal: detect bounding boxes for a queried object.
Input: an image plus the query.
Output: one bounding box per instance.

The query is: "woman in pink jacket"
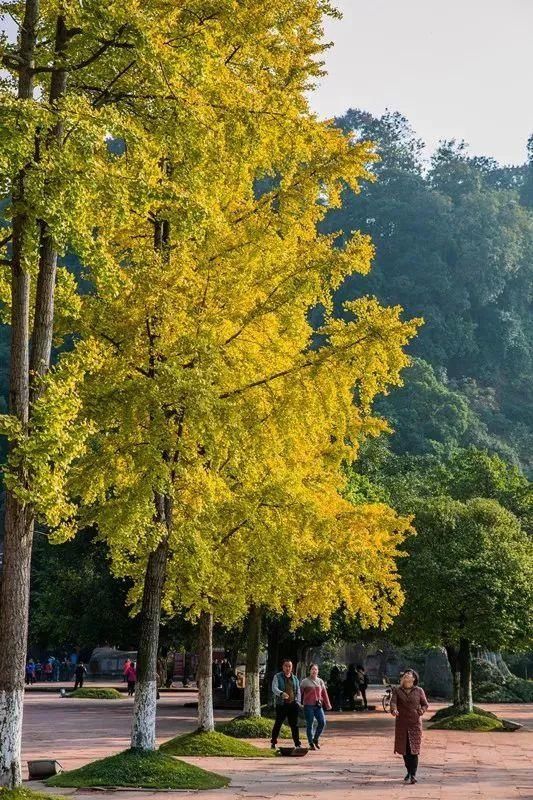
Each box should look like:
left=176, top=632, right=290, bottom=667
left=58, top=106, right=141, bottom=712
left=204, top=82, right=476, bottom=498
left=125, top=662, right=137, bottom=696
left=300, top=664, right=332, bottom=750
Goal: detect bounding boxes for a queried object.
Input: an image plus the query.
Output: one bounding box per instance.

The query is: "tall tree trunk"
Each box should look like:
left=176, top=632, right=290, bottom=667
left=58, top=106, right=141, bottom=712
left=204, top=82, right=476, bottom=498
left=30, top=14, right=69, bottom=395
left=458, top=638, right=473, bottom=713
left=243, top=604, right=262, bottom=717
left=0, top=0, right=39, bottom=787
left=130, top=208, right=173, bottom=750
left=445, top=644, right=461, bottom=707
left=264, top=616, right=281, bottom=706
left=196, top=610, right=214, bottom=732
left=130, top=495, right=169, bottom=750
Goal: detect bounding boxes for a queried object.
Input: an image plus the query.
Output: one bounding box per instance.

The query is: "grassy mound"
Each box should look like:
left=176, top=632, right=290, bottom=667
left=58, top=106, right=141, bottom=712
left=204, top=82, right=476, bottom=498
left=46, top=748, right=228, bottom=790
left=161, top=729, right=276, bottom=758
left=1, top=790, right=64, bottom=800
left=429, top=706, right=505, bottom=732
left=68, top=687, right=122, bottom=700
left=216, top=715, right=291, bottom=740
left=430, top=704, right=497, bottom=723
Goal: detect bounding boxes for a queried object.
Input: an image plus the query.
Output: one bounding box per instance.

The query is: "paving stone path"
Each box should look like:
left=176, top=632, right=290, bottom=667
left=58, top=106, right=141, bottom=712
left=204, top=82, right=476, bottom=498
left=22, top=688, right=533, bottom=800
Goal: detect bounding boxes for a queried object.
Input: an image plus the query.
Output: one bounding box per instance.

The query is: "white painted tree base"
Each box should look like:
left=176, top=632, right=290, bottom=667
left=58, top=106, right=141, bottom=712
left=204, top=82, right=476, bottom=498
left=130, top=680, right=157, bottom=750
left=0, top=689, right=23, bottom=787
left=243, top=672, right=261, bottom=717
left=197, top=676, right=214, bottom=732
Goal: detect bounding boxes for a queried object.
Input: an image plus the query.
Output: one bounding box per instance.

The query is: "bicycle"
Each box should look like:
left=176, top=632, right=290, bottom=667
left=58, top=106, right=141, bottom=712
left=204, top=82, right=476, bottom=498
left=382, top=679, right=393, bottom=713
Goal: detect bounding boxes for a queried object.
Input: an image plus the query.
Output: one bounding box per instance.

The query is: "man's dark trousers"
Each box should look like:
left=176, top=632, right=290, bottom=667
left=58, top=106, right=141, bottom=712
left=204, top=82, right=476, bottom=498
left=271, top=702, right=301, bottom=747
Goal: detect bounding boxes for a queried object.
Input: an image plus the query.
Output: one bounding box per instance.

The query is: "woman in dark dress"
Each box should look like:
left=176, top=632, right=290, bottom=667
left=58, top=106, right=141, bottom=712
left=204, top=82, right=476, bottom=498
left=390, top=668, right=428, bottom=784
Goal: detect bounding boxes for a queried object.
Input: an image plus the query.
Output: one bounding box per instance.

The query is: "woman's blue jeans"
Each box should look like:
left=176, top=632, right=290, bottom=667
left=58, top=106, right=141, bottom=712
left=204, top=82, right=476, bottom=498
left=304, top=704, right=326, bottom=745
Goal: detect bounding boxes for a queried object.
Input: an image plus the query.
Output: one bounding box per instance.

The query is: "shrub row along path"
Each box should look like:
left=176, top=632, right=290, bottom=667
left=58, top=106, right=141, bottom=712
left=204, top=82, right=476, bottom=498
left=22, top=688, right=532, bottom=800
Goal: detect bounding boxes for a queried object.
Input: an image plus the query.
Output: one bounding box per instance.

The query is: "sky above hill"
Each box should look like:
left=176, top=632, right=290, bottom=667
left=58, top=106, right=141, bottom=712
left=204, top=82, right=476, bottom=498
left=309, top=0, right=533, bottom=165
left=2, top=1, right=532, bottom=164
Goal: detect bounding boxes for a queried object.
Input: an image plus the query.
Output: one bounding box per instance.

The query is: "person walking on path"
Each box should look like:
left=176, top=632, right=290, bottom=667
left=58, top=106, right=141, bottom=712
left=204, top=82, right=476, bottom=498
left=270, top=659, right=302, bottom=749
left=390, top=668, right=429, bottom=784
left=122, top=658, right=131, bottom=683
left=125, top=662, right=137, bottom=696
left=74, top=662, right=87, bottom=690
left=300, top=664, right=332, bottom=750
left=344, top=664, right=358, bottom=711
left=25, top=660, right=35, bottom=685
left=356, top=664, right=369, bottom=710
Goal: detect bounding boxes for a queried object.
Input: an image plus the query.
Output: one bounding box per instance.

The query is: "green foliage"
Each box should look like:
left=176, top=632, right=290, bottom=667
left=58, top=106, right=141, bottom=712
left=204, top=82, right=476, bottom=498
left=29, top=530, right=140, bottom=652
left=474, top=677, right=533, bottom=703
left=160, top=730, right=276, bottom=758
left=68, top=688, right=122, bottom=700
left=396, top=497, right=533, bottom=652
left=327, top=109, right=533, bottom=474
left=46, top=749, right=228, bottom=790
left=216, top=716, right=291, bottom=740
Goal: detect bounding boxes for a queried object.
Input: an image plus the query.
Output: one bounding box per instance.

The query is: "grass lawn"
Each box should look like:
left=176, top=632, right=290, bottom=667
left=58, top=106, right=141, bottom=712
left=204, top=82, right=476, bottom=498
left=216, top=715, right=291, bottom=739
left=0, top=790, right=64, bottom=800
left=46, top=748, right=229, bottom=790
left=68, top=688, right=122, bottom=700
left=161, top=729, right=277, bottom=758
left=429, top=705, right=505, bottom=731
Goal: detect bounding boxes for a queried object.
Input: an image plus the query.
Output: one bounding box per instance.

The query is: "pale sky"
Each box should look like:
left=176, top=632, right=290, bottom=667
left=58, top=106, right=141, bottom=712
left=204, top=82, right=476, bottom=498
left=3, top=2, right=532, bottom=164
left=310, top=0, right=533, bottom=165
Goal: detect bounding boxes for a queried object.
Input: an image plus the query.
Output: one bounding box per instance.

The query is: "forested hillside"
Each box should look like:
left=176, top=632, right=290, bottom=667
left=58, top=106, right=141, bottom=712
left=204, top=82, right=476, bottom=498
left=323, top=110, right=533, bottom=474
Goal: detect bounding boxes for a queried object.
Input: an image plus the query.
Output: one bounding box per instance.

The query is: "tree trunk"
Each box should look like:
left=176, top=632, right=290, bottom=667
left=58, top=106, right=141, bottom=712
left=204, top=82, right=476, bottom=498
left=196, top=610, right=214, bottom=732
left=458, top=638, right=473, bottom=713
left=30, top=16, right=69, bottom=395
left=264, top=616, right=281, bottom=706
left=0, top=0, right=39, bottom=787
left=130, top=495, right=169, bottom=750
left=243, top=605, right=262, bottom=717
left=445, top=644, right=461, bottom=707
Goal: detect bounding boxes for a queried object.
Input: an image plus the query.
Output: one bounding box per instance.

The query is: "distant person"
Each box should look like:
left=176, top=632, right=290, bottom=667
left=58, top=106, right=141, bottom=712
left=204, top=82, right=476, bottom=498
left=356, top=664, right=369, bottom=710
left=212, top=659, right=222, bottom=690
left=74, top=662, right=87, bottom=690
left=390, top=668, right=429, bottom=784
left=52, top=657, right=60, bottom=682
left=44, top=661, right=53, bottom=682
left=344, top=664, right=358, bottom=711
left=270, top=659, right=302, bottom=749
left=35, top=660, right=42, bottom=682
left=123, top=658, right=131, bottom=683
left=25, top=660, right=35, bottom=685
left=328, top=665, right=343, bottom=711
left=300, top=664, right=332, bottom=750
left=125, top=662, right=137, bottom=696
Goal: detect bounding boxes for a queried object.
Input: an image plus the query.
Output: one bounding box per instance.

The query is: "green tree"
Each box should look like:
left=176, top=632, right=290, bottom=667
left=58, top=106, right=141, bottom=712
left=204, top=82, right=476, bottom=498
left=397, top=497, right=533, bottom=711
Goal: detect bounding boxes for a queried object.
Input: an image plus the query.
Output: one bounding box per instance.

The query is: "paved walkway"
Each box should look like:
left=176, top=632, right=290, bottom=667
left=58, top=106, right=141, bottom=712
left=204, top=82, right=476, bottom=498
left=21, top=689, right=533, bottom=800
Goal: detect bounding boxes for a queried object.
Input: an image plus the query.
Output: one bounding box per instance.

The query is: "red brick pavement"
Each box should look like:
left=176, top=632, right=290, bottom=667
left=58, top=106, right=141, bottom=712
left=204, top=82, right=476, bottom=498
left=21, top=689, right=533, bottom=800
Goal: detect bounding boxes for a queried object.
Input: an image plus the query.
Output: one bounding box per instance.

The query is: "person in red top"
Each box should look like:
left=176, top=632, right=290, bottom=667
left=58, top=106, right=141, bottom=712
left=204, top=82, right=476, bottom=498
left=125, top=662, right=137, bottom=696
left=122, top=658, right=131, bottom=683
left=300, top=664, right=332, bottom=750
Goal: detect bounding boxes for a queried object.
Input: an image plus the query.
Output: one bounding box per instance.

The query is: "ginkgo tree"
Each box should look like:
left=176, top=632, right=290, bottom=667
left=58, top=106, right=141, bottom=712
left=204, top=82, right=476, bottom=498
left=46, top=112, right=421, bottom=749
left=0, top=0, right=349, bottom=785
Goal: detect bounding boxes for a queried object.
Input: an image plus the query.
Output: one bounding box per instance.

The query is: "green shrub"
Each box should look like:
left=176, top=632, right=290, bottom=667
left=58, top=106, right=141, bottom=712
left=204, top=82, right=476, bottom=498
left=216, top=715, right=291, bottom=739
left=1, top=790, right=64, bottom=800
left=430, top=705, right=497, bottom=723
left=430, top=711, right=505, bottom=732
left=68, top=688, right=122, bottom=700
left=46, top=748, right=228, bottom=790
left=161, top=730, right=276, bottom=758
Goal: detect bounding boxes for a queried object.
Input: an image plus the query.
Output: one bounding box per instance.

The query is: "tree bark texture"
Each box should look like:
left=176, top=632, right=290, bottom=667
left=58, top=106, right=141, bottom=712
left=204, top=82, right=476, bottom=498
left=243, top=604, right=262, bottom=717
left=0, top=0, right=39, bottom=787
left=130, top=495, right=169, bottom=750
left=458, top=638, right=473, bottom=713
left=445, top=644, right=461, bottom=707
left=196, top=610, right=214, bottom=732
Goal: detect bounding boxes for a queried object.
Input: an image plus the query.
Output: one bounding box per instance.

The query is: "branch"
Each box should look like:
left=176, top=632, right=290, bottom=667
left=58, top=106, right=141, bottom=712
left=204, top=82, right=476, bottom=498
left=220, top=333, right=372, bottom=399
left=0, top=233, right=13, bottom=249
